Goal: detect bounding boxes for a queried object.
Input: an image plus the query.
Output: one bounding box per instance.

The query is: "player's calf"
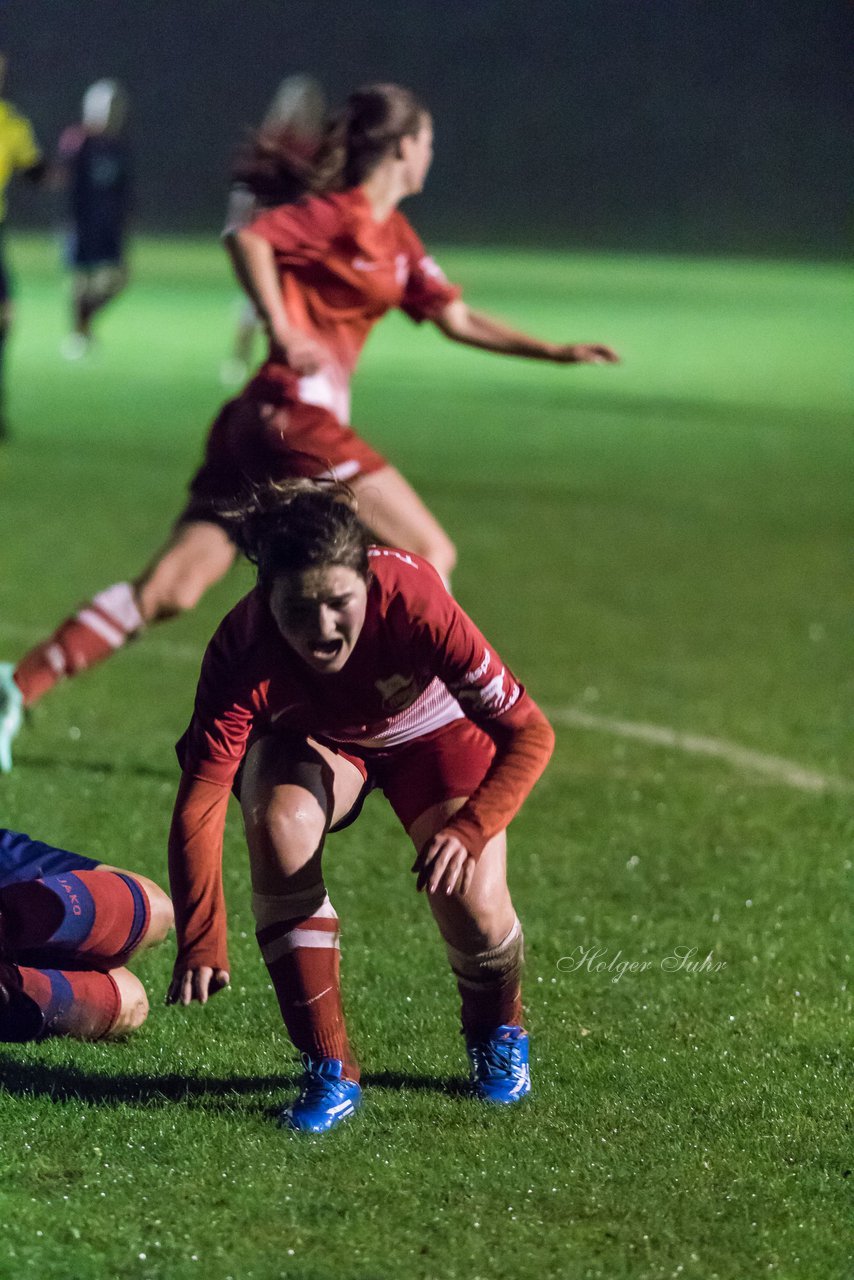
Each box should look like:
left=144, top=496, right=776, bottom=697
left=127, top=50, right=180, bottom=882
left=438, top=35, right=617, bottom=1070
left=0, top=961, right=147, bottom=1042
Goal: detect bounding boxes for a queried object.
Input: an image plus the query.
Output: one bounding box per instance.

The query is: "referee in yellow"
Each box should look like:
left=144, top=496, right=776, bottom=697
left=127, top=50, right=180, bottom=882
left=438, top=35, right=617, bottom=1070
left=0, top=52, right=46, bottom=440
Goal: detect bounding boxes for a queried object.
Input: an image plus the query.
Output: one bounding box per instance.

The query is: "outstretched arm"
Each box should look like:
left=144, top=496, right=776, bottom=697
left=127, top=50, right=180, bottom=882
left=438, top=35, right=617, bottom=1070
left=433, top=298, right=619, bottom=364
left=224, top=227, right=326, bottom=374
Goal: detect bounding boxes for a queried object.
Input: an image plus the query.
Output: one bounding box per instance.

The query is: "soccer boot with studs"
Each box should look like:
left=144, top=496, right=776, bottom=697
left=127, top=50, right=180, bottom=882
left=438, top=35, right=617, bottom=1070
left=466, top=1024, right=531, bottom=1104
left=279, top=1056, right=361, bottom=1133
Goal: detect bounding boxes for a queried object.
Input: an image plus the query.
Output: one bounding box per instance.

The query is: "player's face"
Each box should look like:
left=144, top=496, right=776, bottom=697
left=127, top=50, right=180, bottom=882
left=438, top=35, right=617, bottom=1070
left=269, top=565, right=368, bottom=674
left=401, top=116, right=434, bottom=194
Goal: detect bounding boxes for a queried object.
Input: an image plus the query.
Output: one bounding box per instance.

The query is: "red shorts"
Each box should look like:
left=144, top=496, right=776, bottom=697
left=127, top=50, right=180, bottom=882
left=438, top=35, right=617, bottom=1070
left=180, top=380, right=387, bottom=527
left=325, top=717, right=497, bottom=835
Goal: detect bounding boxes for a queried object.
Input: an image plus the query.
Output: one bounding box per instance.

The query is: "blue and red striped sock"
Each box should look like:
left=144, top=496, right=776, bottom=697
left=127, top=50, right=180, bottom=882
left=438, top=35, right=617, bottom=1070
left=0, top=870, right=150, bottom=967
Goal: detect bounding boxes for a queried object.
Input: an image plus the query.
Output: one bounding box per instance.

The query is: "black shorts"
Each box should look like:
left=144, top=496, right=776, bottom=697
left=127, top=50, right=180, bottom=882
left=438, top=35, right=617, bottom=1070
left=68, top=222, right=125, bottom=270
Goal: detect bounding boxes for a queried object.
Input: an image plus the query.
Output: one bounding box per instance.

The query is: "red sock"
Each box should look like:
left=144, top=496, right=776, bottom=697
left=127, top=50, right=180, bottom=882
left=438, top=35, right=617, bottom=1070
left=458, top=979, right=524, bottom=1039
left=5, top=965, right=120, bottom=1040
left=255, top=895, right=359, bottom=1081
left=0, top=871, right=150, bottom=968
left=15, top=582, right=143, bottom=705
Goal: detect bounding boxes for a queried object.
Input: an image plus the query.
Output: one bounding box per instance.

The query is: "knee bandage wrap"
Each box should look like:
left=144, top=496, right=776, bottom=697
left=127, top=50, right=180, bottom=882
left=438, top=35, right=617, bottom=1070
left=251, top=884, right=329, bottom=930
left=445, top=917, right=524, bottom=989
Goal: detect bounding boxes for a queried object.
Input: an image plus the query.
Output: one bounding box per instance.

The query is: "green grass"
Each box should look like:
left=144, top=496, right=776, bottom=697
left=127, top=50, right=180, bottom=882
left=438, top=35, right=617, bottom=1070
left=0, top=236, right=851, bottom=1280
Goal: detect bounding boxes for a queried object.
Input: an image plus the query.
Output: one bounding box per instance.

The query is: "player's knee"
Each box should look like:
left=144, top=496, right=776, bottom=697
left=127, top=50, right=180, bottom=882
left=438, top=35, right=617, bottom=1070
left=258, top=793, right=326, bottom=862
left=106, top=969, right=149, bottom=1038
left=135, top=574, right=199, bottom=621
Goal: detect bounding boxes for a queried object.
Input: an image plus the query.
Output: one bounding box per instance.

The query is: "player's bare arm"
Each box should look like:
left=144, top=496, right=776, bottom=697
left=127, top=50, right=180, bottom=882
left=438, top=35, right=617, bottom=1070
left=433, top=297, right=619, bottom=364
left=227, top=228, right=327, bottom=374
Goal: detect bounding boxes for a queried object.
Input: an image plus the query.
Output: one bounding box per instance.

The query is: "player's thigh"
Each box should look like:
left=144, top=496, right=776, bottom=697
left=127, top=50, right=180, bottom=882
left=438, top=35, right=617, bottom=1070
left=349, top=466, right=456, bottom=576
left=240, top=734, right=367, bottom=891
left=134, top=519, right=237, bottom=618
left=408, top=800, right=515, bottom=950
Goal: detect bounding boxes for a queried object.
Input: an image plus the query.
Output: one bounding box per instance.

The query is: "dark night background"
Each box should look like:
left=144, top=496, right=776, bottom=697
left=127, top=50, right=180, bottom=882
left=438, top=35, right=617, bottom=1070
left=2, top=0, right=851, bottom=255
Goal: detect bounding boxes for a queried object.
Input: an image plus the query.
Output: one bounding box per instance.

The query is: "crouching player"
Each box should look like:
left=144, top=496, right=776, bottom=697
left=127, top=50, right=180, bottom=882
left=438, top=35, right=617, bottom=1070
left=166, top=480, right=554, bottom=1132
left=0, top=827, right=173, bottom=1041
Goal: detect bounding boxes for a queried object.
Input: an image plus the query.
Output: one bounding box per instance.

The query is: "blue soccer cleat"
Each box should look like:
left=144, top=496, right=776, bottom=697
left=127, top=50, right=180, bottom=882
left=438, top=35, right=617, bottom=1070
left=279, top=1057, right=362, bottom=1133
left=0, top=663, right=23, bottom=775
left=467, top=1025, right=531, bottom=1104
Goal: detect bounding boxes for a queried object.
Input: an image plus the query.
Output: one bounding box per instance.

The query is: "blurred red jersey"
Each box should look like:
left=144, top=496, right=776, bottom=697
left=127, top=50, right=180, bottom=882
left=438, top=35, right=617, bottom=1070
left=245, top=188, right=460, bottom=422
left=178, top=548, right=527, bottom=788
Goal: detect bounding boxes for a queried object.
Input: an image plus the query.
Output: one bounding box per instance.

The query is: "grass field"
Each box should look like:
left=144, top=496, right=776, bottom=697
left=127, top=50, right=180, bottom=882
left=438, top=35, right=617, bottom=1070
left=0, top=235, right=851, bottom=1280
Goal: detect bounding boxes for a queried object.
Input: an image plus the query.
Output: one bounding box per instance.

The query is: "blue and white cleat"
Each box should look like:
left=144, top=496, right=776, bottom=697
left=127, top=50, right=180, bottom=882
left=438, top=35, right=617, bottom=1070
left=467, top=1025, right=531, bottom=1104
left=0, top=663, right=23, bottom=775
left=279, top=1057, right=361, bottom=1133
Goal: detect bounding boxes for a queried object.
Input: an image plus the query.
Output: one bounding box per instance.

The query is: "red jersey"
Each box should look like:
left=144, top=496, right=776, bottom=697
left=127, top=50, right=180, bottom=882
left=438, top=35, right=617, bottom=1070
left=245, top=188, right=461, bottom=422
left=169, top=551, right=554, bottom=974
left=178, top=548, right=525, bottom=786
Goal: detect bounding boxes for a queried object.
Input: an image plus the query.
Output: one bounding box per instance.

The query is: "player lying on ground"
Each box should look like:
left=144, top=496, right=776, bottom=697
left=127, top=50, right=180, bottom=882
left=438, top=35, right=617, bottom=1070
left=165, top=479, right=554, bottom=1132
left=0, top=826, right=173, bottom=1041
left=0, top=82, right=617, bottom=772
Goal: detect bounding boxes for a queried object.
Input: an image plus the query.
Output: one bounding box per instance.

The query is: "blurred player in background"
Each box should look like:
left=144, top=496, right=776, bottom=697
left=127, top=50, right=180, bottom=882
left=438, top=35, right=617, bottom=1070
left=220, top=74, right=327, bottom=386
left=57, top=79, right=132, bottom=360
left=0, top=51, right=47, bottom=439
left=165, top=481, right=554, bottom=1131
left=0, top=825, right=172, bottom=1042
left=0, top=82, right=618, bottom=771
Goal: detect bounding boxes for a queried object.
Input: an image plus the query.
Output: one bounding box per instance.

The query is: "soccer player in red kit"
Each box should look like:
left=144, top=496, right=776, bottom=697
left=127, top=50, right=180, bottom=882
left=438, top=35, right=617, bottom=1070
left=0, top=826, right=173, bottom=1041
left=166, top=480, right=555, bottom=1132
left=0, top=82, right=616, bottom=771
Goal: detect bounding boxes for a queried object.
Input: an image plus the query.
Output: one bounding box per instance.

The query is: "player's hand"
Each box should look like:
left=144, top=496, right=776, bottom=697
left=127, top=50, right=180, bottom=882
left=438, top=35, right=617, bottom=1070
left=412, top=830, right=478, bottom=897
left=166, top=965, right=230, bottom=1007
left=267, top=325, right=327, bottom=375
left=550, top=342, right=620, bottom=364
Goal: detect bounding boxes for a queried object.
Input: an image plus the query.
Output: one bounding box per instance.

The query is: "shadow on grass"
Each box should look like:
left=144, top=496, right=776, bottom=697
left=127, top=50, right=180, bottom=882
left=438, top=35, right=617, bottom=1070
left=0, top=1055, right=289, bottom=1110
left=0, top=1054, right=470, bottom=1113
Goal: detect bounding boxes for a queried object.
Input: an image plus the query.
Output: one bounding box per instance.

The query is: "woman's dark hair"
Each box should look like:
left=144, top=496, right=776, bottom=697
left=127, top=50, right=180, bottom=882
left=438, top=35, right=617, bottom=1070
left=313, top=83, right=428, bottom=191
left=231, top=122, right=321, bottom=208
left=224, top=479, right=371, bottom=590
left=231, top=82, right=427, bottom=205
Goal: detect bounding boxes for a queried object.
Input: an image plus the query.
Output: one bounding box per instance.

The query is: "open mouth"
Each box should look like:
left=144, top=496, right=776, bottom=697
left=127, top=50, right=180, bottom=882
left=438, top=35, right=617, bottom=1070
left=309, top=639, right=344, bottom=661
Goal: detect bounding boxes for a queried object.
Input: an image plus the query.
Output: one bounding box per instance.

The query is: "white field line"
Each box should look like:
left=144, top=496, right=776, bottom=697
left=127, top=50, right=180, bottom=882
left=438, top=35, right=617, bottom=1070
left=0, top=620, right=848, bottom=794
left=546, top=706, right=853, bottom=795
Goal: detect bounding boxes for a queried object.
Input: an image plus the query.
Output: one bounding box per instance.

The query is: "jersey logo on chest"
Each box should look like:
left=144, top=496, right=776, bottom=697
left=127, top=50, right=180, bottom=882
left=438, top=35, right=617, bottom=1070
left=375, top=672, right=419, bottom=712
